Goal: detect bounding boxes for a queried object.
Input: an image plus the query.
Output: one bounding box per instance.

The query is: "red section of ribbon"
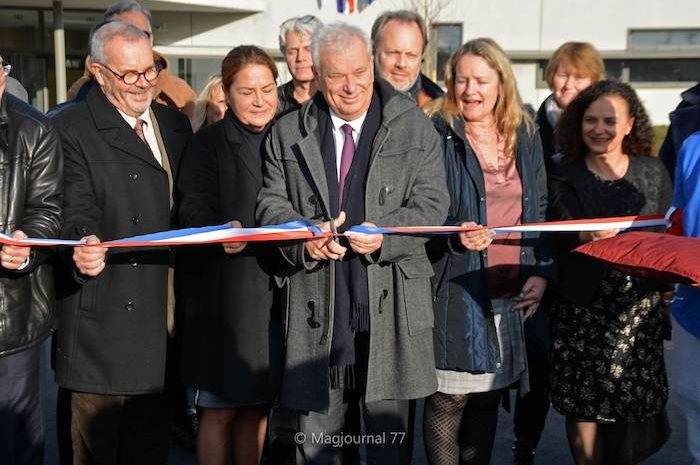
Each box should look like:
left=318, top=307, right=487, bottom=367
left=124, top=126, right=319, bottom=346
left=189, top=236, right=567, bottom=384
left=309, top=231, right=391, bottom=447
left=667, top=208, right=684, bottom=236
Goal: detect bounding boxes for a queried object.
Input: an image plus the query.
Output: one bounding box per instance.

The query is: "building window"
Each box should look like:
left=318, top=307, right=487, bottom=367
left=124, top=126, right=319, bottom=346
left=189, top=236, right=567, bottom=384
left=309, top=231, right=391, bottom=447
left=434, top=23, right=461, bottom=83
left=606, top=58, right=700, bottom=83
left=536, top=57, right=699, bottom=87
left=629, top=29, right=700, bottom=50
left=168, top=57, right=221, bottom=93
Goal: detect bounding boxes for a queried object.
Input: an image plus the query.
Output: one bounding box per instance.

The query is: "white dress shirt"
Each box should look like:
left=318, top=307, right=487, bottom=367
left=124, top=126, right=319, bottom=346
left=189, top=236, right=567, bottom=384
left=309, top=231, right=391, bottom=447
left=117, top=108, right=164, bottom=166
left=329, top=110, right=367, bottom=180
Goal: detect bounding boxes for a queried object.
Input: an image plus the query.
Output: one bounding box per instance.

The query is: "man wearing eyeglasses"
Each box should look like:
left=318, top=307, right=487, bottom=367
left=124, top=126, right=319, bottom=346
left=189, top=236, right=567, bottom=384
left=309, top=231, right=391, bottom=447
left=0, top=53, right=62, bottom=465
left=51, top=21, right=192, bottom=465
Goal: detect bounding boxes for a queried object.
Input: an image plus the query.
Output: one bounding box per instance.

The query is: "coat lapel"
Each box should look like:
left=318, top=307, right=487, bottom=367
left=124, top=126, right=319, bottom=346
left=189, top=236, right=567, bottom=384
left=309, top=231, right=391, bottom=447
left=296, top=134, right=330, bottom=214
left=224, top=116, right=263, bottom=188
left=294, top=101, right=331, bottom=215
left=151, top=103, right=191, bottom=180
left=453, top=116, right=486, bottom=200
left=86, top=85, right=163, bottom=171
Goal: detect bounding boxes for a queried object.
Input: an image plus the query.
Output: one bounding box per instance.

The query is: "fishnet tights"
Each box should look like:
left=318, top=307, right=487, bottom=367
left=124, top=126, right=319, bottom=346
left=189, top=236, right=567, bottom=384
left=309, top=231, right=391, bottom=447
left=423, top=390, right=502, bottom=465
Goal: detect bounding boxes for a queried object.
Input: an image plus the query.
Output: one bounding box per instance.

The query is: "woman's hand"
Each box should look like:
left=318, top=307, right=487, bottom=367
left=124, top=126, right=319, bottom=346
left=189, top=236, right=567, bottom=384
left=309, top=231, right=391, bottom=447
left=458, top=222, right=493, bottom=251
left=513, top=276, right=547, bottom=320
left=223, top=220, right=247, bottom=254
left=579, top=228, right=620, bottom=243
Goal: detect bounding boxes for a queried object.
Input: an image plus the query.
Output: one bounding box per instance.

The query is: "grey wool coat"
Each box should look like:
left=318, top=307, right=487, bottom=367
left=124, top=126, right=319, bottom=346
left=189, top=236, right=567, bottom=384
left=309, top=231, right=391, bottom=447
left=256, top=80, right=449, bottom=413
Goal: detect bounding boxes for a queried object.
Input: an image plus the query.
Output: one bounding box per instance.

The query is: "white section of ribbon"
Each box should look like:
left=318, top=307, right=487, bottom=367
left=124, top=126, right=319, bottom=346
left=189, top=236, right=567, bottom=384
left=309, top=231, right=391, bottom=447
left=492, top=217, right=669, bottom=233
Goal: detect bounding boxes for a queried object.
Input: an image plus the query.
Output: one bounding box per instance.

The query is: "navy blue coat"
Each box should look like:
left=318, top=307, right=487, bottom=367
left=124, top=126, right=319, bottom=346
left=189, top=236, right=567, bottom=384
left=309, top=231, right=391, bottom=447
left=659, top=83, right=700, bottom=180
left=429, top=114, right=555, bottom=373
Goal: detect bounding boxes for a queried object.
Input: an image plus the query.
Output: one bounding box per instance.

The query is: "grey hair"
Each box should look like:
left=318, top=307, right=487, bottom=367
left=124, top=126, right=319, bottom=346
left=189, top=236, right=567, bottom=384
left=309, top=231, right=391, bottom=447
left=311, top=23, right=372, bottom=70
left=104, top=0, right=152, bottom=23
left=371, top=10, right=427, bottom=52
left=89, top=21, right=150, bottom=64
left=278, top=15, right=323, bottom=53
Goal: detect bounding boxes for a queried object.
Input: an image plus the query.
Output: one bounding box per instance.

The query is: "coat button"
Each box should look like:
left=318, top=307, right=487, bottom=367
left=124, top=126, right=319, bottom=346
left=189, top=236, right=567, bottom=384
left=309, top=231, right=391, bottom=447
left=79, top=226, right=88, bottom=235
left=129, top=173, right=138, bottom=180
left=131, top=215, right=140, bottom=224
left=130, top=258, right=138, bottom=267
left=308, top=196, right=317, bottom=205
left=479, top=197, right=485, bottom=202
left=125, top=301, right=134, bottom=311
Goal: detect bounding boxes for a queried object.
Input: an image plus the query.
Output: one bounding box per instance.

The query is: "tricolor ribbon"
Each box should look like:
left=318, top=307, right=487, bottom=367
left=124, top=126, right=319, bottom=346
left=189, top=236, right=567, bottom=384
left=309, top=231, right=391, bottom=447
left=0, top=214, right=669, bottom=248
left=345, top=214, right=669, bottom=236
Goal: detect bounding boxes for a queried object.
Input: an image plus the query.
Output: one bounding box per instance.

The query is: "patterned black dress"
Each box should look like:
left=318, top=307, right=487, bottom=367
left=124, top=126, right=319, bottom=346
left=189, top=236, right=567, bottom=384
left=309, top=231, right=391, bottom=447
left=548, top=155, right=672, bottom=422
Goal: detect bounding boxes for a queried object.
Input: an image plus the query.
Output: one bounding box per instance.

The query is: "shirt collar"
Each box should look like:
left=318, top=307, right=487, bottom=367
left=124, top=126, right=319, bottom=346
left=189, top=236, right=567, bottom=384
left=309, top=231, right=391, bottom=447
left=117, top=107, right=153, bottom=129
left=329, top=109, right=366, bottom=135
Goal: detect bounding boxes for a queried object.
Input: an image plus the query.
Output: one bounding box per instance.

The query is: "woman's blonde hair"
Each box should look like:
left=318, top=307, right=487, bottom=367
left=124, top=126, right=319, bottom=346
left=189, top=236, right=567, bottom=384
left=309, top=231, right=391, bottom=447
left=426, top=37, right=532, bottom=155
left=190, top=74, right=224, bottom=132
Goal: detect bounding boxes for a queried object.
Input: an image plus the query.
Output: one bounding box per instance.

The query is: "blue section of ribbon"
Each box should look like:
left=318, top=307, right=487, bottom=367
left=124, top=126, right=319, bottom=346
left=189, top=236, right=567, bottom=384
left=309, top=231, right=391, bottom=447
left=260, top=219, right=322, bottom=235
left=347, top=224, right=393, bottom=234
left=108, top=224, right=231, bottom=243
left=108, top=220, right=322, bottom=244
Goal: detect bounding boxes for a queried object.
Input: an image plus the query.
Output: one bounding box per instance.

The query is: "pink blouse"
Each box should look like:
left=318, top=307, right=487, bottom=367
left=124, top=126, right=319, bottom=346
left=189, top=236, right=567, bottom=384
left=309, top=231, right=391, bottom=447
left=466, top=130, right=523, bottom=298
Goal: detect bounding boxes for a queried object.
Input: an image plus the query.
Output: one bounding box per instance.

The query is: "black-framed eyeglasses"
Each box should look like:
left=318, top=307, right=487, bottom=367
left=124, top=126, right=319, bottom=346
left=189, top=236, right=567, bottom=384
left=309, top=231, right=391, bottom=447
left=97, top=62, right=160, bottom=85
left=1, top=64, right=11, bottom=76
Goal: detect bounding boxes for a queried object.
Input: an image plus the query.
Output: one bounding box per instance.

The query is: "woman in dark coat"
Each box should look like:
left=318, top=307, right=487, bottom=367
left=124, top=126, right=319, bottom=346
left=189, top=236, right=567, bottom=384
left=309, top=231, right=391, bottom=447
left=177, top=45, right=280, bottom=465
left=548, top=80, right=672, bottom=465
left=423, top=38, right=554, bottom=465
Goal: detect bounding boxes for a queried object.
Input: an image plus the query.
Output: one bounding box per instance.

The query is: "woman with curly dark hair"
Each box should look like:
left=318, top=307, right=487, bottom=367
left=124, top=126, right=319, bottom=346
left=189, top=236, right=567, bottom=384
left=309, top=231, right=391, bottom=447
left=548, top=79, right=672, bottom=465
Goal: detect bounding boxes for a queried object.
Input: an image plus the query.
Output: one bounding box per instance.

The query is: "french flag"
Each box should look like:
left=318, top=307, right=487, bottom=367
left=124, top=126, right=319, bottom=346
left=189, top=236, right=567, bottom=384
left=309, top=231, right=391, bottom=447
left=337, top=0, right=354, bottom=13
left=336, top=0, right=374, bottom=14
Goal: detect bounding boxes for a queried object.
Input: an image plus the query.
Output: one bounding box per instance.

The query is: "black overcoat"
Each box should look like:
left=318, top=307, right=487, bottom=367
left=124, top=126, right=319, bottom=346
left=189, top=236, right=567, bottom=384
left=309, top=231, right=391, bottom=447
left=176, top=113, right=280, bottom=405
left=52, top=85, right=192, bottom=394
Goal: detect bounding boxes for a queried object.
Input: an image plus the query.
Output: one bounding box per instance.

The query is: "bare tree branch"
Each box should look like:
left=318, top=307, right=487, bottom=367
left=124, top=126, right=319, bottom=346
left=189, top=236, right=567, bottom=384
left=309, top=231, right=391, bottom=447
left=407, top=0, right=454, bottom=80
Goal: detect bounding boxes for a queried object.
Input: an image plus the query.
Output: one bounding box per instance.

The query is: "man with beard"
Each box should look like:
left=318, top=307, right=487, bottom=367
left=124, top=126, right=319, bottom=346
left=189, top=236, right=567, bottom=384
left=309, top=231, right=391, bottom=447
left=371, top=10, right=443, bottom=107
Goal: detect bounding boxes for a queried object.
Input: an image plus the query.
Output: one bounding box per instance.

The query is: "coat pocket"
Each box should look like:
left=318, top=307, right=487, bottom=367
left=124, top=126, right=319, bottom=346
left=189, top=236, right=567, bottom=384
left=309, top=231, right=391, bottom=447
left=78, top=279, right=99, bottom=316
left=397, top=256, right=435, bottom=335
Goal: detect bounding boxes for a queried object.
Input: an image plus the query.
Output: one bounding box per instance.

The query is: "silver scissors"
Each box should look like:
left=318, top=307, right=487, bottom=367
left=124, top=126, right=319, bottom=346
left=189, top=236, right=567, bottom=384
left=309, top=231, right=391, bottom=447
left=329, top=217, right=342, bottom=261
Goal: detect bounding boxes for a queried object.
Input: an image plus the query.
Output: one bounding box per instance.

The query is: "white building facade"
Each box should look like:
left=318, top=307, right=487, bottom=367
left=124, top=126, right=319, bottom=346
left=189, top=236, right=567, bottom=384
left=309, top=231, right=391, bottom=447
left=1, top=0, right=699, bottom=124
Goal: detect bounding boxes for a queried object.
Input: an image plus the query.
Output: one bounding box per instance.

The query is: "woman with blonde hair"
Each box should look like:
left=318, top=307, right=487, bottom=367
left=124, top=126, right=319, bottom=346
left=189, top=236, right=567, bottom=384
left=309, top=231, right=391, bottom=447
left=190, top=74, right=227, bottom=132
left=424, top=38, right=554, bottom=465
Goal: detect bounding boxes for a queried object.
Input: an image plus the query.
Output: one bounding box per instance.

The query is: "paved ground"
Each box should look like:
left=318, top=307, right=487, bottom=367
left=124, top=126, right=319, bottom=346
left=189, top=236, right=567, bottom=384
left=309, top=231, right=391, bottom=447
left=43, top=341, right=692, bottom=465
